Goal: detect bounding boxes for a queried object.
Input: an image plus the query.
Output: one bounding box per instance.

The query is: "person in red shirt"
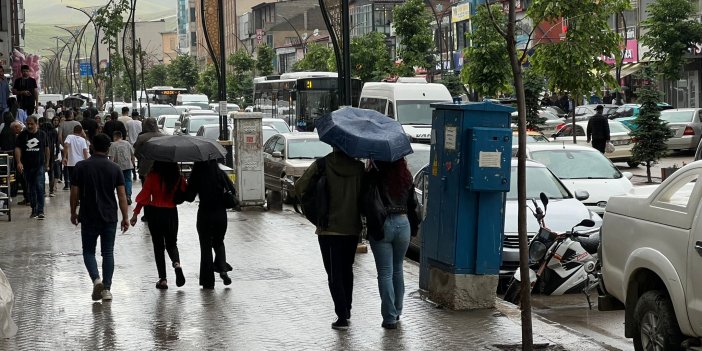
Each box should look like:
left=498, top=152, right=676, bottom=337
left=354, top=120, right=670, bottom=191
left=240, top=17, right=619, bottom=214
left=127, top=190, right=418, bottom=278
left=130, top=161, right=187, bottom=289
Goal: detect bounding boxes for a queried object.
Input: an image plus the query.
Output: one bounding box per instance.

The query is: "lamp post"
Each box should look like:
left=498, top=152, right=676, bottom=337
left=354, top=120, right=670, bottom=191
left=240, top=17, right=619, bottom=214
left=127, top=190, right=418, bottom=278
left=56, top=25, right=87, bottom=95
left=54, top=35, right=74, bottom=95
left=67, top=5, right=106, bottom=107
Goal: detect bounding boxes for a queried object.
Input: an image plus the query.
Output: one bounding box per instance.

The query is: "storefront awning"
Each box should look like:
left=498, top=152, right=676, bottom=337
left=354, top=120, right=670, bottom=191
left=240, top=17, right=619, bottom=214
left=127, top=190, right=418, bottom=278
left=609, top=63, right=643, bottom=79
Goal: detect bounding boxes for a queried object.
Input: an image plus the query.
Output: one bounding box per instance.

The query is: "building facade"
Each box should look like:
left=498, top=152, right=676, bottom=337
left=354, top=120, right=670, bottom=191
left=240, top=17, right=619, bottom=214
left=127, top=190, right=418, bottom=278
left=177, top=0, right=189, bottom=54
left=161, top=30, right=179, bottom=65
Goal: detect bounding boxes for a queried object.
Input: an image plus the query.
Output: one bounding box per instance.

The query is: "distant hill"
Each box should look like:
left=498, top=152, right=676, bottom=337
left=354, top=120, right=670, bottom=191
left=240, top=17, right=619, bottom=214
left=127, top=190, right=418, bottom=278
left=23, top=0, right=176, bottom=57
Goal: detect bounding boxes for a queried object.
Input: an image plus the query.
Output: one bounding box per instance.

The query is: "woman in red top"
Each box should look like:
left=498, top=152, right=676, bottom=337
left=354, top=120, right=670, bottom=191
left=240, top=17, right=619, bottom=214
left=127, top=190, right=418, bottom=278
left=130, top=161, right=187, bottom=289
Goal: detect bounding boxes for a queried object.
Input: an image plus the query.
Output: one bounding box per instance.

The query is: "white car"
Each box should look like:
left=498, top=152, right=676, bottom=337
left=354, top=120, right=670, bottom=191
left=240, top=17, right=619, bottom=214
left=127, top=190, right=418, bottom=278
left=157, top=114, right=181, bottom=135
left=599, top=161, right=702, bottom=349
left=262, top=118, right=291, bottom=133
left=551, top=120, right=637, bottom=167
left=520, top=144, right=633, bottom=215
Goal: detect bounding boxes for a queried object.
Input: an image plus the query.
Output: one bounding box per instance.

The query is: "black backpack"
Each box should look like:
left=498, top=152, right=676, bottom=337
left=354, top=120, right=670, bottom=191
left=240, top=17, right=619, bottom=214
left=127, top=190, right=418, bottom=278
left=300, top=158, right=329, bottom=229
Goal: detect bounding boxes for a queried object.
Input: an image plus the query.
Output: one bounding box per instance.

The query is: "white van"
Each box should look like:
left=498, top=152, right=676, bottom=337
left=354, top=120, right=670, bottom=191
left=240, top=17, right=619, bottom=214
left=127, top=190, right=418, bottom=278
left=176, top=94, right=210, bottom=110
left=358, top=77, right=452, bottom=142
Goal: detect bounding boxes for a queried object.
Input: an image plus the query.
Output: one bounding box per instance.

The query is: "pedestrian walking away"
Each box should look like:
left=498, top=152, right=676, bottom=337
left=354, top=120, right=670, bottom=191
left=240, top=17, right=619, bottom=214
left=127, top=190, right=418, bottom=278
left=14, top=115, right=49, bottom=219
left=295, top=149, right=365, bottom=331
left=586, top=105, right=611, bottom=154
left=11, top=65, right=38, bottom=115
left=39, top=117, right=59, bottom=197
left=102, top=112, right=127, bottom=146
left=58, top=110, right=81, bottom=189
left=126, top=111, right=142, bottom=145
left=108, top=131, right=135, bottom=204
left=182, top=160, right=234, bottom=289
left=70, top=133, right=130, bottom=301
left=62, top=124, right=90, bottom=189
left=131, top=161, right=187, bottom=290
left=118, top=106, right=132, bottom=126
left=133, top=118, right=164, bottom=223
left=363, top=159, right=421, bottom=329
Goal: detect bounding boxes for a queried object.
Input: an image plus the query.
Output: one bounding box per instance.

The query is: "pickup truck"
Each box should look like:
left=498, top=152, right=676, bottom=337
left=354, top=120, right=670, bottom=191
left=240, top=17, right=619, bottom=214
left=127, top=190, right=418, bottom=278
left=599, top=161, right=702, bottom=350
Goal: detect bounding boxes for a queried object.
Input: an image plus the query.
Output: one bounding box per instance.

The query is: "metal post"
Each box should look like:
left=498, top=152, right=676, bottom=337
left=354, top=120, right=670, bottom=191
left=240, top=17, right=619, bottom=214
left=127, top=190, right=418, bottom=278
left=342, top=0, right=351, bottom=106
left=131, top=0, right=138, bottom=108
left=218, top=0, right=228, bottom=142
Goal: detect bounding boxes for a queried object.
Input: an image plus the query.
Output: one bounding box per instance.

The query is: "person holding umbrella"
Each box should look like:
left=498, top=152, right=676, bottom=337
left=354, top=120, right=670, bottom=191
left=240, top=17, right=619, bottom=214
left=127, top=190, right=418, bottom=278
left=130, top=161, right=187, bottom=289
left=182, top=160, right=234, bottom=289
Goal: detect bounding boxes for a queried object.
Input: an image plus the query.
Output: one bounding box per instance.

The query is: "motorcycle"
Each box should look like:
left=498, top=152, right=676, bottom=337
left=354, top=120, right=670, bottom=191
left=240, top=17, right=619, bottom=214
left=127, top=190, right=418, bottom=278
left=503, top=192, right=600, bottom=305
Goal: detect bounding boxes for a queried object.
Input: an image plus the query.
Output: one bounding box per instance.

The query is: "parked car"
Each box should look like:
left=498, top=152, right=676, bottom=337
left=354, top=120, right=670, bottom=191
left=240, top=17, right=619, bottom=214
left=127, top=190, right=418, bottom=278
left=552, top=119, right=637, bottom=167
left=542, top=105, right=568, bottom=118
left=262, top=125, right=278, bottom=144
left=520, top=144, right=633, bottom=215
left=612, top=102, right=675, bottom=130
left=139, top=104, right=178, bottom=119
left=157, top=114, right=181, bottom=135
left=263, top=132, right=332, bottom=202
left=573, top=104, right=619, bottom=120
left=210, top=103, right=240, bottom=114
left=510, top=131, right=550, bottom=146
left=262, top=118, right=291, bottom=133
left=173, top=105, right=202, bottom=115
left=659, top=108, right=702, bottom=152
left=599, top=161, right=702, bottom=349
left=405, top=143, right=431, bottom=177
left=178, top=109, right=218, bottom=123
left=511, top=110, right=563, bottom=136
left=176, top=114, right=220, bottom=136
left=411, top=159, right=601, bottom=277
left=195, top=123, right=233, bottom=140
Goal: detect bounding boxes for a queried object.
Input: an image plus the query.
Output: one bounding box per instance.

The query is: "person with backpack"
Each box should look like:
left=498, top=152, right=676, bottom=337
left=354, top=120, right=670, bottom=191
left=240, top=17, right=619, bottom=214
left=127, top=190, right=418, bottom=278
left=295, top=149, right=365, bottom=331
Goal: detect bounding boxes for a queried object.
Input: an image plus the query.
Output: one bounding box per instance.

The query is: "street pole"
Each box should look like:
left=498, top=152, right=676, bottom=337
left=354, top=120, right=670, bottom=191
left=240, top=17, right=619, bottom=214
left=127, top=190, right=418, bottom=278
left=131, top=0, right=138, bottom=109
left=341, top=0, right=351, bottom=106
left=218, top=0, right=228, bottom=142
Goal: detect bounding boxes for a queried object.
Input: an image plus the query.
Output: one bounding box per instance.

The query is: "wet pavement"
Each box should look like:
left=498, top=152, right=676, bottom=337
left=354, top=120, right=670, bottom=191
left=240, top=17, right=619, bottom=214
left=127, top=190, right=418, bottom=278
left=0, top=183, right=615, bottom=350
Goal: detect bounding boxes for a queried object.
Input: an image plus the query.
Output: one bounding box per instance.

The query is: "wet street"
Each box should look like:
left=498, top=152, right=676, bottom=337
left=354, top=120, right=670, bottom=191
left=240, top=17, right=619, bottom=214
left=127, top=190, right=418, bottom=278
left=0, top=183, right=617, bottom=350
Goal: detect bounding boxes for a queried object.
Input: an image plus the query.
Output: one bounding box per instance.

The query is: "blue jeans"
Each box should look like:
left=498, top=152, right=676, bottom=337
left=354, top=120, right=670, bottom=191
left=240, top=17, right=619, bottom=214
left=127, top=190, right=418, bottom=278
left=369, top=214, right=411, bottom=324
left=81, top=221, right=117, bottom=289
left=24, top=166, right=45, bottom=214
left=122, top=170, right=133, bottom=200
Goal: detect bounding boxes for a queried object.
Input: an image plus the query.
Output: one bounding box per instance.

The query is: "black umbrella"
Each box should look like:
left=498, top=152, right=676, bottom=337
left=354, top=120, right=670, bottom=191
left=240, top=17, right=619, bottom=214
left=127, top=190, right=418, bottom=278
left=140, top=135, right=227, bottom=162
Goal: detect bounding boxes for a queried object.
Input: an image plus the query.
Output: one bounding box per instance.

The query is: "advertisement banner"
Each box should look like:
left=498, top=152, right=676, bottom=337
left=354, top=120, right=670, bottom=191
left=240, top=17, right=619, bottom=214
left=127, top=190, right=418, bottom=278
left=601, top=39, right=638, bottom=64
left=451, top=2, right=470, bottom=23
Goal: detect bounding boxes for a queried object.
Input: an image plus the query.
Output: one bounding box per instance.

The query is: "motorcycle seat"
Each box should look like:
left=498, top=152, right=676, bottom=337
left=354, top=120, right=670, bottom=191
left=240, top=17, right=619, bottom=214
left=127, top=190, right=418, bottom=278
left=575, top=232, right=599, bottom=255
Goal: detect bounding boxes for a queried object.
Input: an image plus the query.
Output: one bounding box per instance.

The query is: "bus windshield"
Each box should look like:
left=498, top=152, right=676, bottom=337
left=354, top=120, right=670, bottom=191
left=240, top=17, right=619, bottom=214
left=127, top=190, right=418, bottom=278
left=146, top=87, right=187, bottom=105
left=396, top=100, right=444, bottom=125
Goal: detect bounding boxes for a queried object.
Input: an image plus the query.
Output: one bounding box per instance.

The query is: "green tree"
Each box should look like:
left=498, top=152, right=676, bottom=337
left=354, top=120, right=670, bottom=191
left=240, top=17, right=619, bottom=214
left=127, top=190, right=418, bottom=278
left=293, top=43, right=334, bottom=71
left=256, top=44, right=275, bottom=76
left=523, top=69, right=546, bottom=131
left=92, top=0, right=130, bottom=106
left=630, top=66, right=674, bottom=182
left=196, top=64, right=219, bottom=101
left=144, top=64, right=168, bottom=89
left=350, top=32, right=393, bottom=82
left=640, top=0, right=702, bottom=80
left=166, top=55, right=199, bottom=91
left=393, top=0, right=433, bottom=76
left=529, top=0, right=630, bottom=142
left=227, top=49, right=256, bottom=105
left=438, top=72, right=465, bottom=97
left=460, top=4, right=511, bottom=98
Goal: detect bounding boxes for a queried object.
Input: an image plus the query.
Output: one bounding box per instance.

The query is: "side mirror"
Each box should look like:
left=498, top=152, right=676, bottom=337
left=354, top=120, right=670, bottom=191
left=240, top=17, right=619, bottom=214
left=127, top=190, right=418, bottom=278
left=574, top=190, right=590, bottom=201
left=272, top=151, right=283, bottom=158
left=622, top=171, right=634, bottom=180
left=539, top=192, right=549, bottom=211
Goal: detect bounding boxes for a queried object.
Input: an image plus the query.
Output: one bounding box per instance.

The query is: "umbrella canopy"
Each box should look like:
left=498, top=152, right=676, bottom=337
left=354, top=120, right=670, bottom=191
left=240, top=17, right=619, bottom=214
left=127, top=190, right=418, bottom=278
left=140, top=135, right=227, bottom=162
left=315, top=107, right=413, bottom=162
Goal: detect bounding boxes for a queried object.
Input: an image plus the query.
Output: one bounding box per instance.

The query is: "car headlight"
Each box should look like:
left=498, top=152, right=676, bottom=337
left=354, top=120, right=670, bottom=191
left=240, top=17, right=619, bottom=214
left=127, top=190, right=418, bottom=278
left=596, top=201, right=607, bottom=208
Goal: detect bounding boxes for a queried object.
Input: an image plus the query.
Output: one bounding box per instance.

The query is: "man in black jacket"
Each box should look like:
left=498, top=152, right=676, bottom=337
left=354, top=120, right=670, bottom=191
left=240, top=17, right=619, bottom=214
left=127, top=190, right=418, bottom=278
left=587, top=105, right=611, bottom=153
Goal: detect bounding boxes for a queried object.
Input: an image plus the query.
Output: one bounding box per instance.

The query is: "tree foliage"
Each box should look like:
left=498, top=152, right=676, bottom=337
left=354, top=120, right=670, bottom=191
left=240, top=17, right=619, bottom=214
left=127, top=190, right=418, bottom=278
left=392, top=0, right=433, bottom=76
left=293, top=43, right=335, bottom=72
left=256, top=44, right=276, bottom=76
left=529, top=0, right=629, bottom=104
left=196, top=63, right=219, bottom=101
left=640, top=0, right=702, bottom=80
left=523, top=68, right=546, bottom=131
left=228, top=49, right=256, bottom=76
left=350, top=32, right=393, bottom=82
left=144, top=64, right=168, bottom=89
left=227, top=49, right=256, bottom=106
left=460, top=4, right=511, bottom=98
left=166, top=55, right=199, bottom=92
left=630, top=66, right=674, bottom=182
left=439, top=72, right=465, bottom=97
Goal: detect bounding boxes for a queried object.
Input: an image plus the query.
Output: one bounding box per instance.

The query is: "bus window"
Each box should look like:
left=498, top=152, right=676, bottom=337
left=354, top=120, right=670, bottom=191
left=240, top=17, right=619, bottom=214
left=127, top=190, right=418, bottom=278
left=387, top=101, right=395, bottom=118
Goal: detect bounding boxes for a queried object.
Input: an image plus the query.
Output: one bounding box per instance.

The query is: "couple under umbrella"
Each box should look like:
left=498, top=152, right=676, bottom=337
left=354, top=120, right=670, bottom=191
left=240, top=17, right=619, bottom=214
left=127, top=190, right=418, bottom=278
left=134, top=135, right=235, bottom=289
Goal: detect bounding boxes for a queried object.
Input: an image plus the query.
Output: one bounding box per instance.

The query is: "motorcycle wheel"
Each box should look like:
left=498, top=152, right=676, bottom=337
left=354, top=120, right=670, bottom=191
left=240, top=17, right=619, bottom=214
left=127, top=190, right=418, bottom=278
left=503, top=279, right=522, bottom=305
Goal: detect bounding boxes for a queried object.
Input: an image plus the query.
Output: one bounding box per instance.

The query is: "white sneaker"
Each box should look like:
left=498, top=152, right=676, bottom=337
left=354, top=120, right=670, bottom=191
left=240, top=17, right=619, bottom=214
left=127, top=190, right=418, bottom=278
left=101, top=289, right=113, bottom=301
left=91, top=278, right=104, bottom=301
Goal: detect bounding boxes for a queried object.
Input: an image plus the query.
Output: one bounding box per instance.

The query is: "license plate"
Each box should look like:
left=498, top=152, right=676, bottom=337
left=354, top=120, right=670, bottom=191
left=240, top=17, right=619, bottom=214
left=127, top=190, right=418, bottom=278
left=612, top=140, right=629, bottom=146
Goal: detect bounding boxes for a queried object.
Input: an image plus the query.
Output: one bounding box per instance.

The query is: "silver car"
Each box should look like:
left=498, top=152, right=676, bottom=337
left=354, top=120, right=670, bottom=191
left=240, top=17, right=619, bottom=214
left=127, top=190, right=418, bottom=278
left=263, top=132, right=332, bottom=202
left=660, top=108, right=702, bottom=152
left=411, top=159, right=601, bottom=277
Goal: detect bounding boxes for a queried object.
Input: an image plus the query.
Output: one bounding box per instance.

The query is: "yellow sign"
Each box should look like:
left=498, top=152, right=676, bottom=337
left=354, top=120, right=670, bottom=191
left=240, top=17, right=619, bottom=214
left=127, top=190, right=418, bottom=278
left=452, top=2, right=471, bottom=23
left=305, top=80, right=313, bottom=89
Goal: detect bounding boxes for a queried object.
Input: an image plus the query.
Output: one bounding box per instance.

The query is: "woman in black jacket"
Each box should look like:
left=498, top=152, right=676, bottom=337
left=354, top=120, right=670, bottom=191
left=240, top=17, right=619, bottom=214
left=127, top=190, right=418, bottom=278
left=366, top=158, right=420, bottom=329
left=184, top=160, right=234, bottom=289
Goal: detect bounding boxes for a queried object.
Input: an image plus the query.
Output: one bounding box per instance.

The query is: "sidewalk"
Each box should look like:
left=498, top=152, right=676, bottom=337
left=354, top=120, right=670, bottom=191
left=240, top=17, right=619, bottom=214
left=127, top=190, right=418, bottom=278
left=0, top=186, right=612, bottom=350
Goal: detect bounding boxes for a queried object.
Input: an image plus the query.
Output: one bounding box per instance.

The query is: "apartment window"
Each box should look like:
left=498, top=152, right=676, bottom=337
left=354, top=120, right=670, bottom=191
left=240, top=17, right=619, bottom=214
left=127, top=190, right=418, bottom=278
left=374, top=3, right=395, bottom=34
left=351, top=4, right=372, bottom=37
left=190, top=8, right=196, bottom=22
left=191, top=32, right=197, bottom=46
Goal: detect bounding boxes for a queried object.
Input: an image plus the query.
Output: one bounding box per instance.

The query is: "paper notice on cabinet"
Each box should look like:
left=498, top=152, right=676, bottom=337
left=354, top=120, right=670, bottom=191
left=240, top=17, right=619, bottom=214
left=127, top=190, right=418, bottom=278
left=479, top=151, right=501, bottom=168
left=445, top=127, right=457, bottom=150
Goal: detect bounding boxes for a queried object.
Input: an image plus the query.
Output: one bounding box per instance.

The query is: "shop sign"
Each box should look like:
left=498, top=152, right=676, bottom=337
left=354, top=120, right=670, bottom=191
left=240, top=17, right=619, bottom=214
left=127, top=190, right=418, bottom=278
left=451, top=2, right=470, bottom=23
left=601, top=39, right=638, bottom=64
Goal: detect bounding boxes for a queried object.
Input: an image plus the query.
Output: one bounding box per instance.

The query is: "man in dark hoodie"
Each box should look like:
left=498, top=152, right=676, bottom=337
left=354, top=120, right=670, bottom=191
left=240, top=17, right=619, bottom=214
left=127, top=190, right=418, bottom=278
left=295, top=149, right=365, bottom=331
left=133, top=117, right=164, bottom=222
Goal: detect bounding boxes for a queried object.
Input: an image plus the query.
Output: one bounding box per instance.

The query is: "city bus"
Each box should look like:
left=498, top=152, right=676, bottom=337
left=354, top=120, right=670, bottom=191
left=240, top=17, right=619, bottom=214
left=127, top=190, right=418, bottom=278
left=144, top=86, right=188, bottom=105
left=252, top=72, right=362, bottom=131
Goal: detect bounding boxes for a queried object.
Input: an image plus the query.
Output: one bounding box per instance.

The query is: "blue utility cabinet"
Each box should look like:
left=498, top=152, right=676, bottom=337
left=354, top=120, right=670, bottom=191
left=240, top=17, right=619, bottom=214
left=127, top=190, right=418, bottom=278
left=421, top=102, right=513, bottom=275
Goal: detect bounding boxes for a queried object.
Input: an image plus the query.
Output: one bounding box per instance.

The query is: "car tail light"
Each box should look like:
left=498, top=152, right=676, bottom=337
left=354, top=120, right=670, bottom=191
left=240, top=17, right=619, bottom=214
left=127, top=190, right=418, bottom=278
left=630, top=137, right=638, bottom=143
left=556, top=123, right=565, bottom=131
left=684, top=126, right=695, bottom=136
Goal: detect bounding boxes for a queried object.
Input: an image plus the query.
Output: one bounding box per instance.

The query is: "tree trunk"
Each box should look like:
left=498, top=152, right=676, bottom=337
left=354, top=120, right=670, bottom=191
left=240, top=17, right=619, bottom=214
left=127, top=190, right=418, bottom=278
left=647, top=161, right=652, bottom=183
left=572, top=98, right=578, bottom=144
left=504, top=0, right=533, bottom=349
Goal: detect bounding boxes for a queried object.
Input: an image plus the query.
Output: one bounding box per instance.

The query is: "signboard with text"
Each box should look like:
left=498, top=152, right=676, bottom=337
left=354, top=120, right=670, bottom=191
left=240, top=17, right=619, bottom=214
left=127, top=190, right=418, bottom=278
left=451, top=2, right=470, bottom=23
left=601, top=39, right=638, bottom=64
